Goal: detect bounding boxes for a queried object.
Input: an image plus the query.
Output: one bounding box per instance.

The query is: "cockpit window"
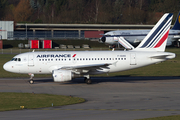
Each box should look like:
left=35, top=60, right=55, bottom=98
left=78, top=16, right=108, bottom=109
left=18, top=58, right=21, bottom=61
left=11, top=58, right=21, bottom=61
left=105, top=35, right=111, bottom=37
left=11, top=58, right=15, bottom=61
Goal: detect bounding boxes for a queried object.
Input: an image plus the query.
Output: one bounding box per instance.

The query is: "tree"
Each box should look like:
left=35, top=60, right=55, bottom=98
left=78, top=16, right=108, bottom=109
left=13, top=0, right=33, bottom=22
left=0, top=0, right=8, bottom=20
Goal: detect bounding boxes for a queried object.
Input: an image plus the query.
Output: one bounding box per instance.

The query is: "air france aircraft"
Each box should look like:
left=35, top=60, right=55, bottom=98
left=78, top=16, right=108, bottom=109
left=3, top=13, right=175, bottom=84
left=99, top=12, right=180, bottom=47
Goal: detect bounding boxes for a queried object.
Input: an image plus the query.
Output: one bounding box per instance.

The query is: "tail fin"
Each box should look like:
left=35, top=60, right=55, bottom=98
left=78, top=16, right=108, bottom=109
left=171, top=12, right=180, bottom=30
left=135, top=13, right=173, bottom=52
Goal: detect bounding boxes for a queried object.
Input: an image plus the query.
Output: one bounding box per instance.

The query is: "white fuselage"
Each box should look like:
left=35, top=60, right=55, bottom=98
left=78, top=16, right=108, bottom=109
left=3, top=50, right=175, bottom=75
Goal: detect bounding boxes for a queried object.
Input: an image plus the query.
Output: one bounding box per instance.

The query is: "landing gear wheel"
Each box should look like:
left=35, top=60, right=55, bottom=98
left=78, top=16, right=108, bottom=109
left=29, top=80, right=34, bottom=84
left=86, top=79, right=92, bottom=84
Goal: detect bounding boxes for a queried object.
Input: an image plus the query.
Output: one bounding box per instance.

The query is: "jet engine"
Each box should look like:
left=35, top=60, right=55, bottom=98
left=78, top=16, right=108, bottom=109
left=99, top=35, right=116, bottom=44
left=52, top=69, right=72, bottom=82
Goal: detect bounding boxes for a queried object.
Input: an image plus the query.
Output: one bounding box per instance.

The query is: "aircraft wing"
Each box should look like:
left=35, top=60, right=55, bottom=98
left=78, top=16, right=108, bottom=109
left=59, top=62, right=117, bottom=74
left=61, top=63, right=112, bottom=70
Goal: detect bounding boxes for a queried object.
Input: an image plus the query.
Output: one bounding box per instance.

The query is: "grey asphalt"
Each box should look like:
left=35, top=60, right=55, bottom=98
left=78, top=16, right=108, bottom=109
left=0, top=76, right=180, bottom=120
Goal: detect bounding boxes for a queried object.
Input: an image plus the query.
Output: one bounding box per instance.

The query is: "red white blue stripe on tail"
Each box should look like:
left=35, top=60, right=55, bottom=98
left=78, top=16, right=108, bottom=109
left=135, top=13, right=173, bottom=52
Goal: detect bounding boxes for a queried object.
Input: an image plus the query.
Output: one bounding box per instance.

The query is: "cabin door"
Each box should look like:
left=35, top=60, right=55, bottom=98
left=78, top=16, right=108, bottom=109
left=28, top=54, right=34, bottom=66
left=130, top=53, right=136, bottom=65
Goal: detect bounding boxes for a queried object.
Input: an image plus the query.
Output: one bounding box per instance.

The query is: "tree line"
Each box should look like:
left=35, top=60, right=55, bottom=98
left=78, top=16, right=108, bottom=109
left=0, top=0, right=180, bottom=24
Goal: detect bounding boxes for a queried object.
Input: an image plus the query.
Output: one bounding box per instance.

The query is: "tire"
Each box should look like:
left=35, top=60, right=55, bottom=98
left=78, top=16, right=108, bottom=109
left=86, top=79, right=92, bottom=84
left=29, top=80, right=34, bottom=84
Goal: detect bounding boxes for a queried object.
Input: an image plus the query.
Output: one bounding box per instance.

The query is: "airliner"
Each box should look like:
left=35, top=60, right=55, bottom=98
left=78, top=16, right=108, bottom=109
left=3, top=13, right=175, bottom=84
left=99, top=12, right=180, bottom=47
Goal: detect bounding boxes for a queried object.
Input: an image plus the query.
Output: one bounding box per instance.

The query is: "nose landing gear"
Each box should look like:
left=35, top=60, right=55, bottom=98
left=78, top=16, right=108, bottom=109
left=29, top=73, right=34, bottom=84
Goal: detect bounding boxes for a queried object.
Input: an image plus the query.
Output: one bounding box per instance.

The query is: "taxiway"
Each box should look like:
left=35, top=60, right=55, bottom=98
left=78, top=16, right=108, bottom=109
left=0, top=76, right=180, bottom=120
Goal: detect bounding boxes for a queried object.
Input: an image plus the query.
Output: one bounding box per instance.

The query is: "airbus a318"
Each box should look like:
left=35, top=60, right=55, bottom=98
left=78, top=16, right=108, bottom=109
left=3, top=13, right=175, bottom=84
left=99, top=12, right=180, bottom=47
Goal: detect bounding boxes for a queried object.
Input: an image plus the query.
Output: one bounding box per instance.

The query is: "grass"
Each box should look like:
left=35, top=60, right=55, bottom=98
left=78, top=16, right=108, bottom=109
left=1, top=47, right=180, bottom=78
left=0, top=92, right=85, bottom=111
left=136, top=115, right=180, bottom=120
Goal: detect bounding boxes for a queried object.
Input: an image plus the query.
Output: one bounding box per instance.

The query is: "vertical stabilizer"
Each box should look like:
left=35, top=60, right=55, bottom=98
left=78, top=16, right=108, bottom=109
left=135, top=13, right=173, bottom=52
left=171, top=12, right=180, bottom=30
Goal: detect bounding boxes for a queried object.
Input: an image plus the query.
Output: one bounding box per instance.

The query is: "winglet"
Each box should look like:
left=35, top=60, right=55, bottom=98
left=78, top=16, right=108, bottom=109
left=135, top=13, right=173, bottom=52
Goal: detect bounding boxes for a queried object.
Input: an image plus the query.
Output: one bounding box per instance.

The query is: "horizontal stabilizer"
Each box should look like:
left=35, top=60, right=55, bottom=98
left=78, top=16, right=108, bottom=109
left=118, top=37, right=134, bottom=50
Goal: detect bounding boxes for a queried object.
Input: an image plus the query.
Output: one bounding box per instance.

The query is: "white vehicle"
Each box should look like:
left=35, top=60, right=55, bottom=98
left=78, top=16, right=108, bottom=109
left=99, top=12, right=180, bottom=47
left=3, top=13, right=175, bottom=84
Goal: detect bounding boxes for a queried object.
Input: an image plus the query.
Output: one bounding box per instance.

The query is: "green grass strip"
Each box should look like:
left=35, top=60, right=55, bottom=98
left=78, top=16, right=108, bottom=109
left=136, top=115, right=180, bottom=120
left=0, top=92, right=85, bottom=111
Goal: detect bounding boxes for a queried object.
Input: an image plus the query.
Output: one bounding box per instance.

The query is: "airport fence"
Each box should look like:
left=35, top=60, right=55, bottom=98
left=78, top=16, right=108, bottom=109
left=7, top=31, right=85, bottom=40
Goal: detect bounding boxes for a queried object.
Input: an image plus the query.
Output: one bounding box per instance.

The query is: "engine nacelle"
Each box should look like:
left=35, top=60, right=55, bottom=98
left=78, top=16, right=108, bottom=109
left=52, top=69, right=72, bottom=82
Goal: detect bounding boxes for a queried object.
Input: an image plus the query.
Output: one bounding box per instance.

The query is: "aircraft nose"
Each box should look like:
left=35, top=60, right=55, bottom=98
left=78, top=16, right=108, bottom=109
left=99, top=36, right=106, bottom=43
left=3, top=62, right=11, bottom=72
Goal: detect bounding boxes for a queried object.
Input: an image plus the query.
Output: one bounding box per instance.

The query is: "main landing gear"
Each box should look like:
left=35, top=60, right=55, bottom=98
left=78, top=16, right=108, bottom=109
left=29, top=73, right=34, bottom=84
left=84, top=75, right=92, bottom=84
